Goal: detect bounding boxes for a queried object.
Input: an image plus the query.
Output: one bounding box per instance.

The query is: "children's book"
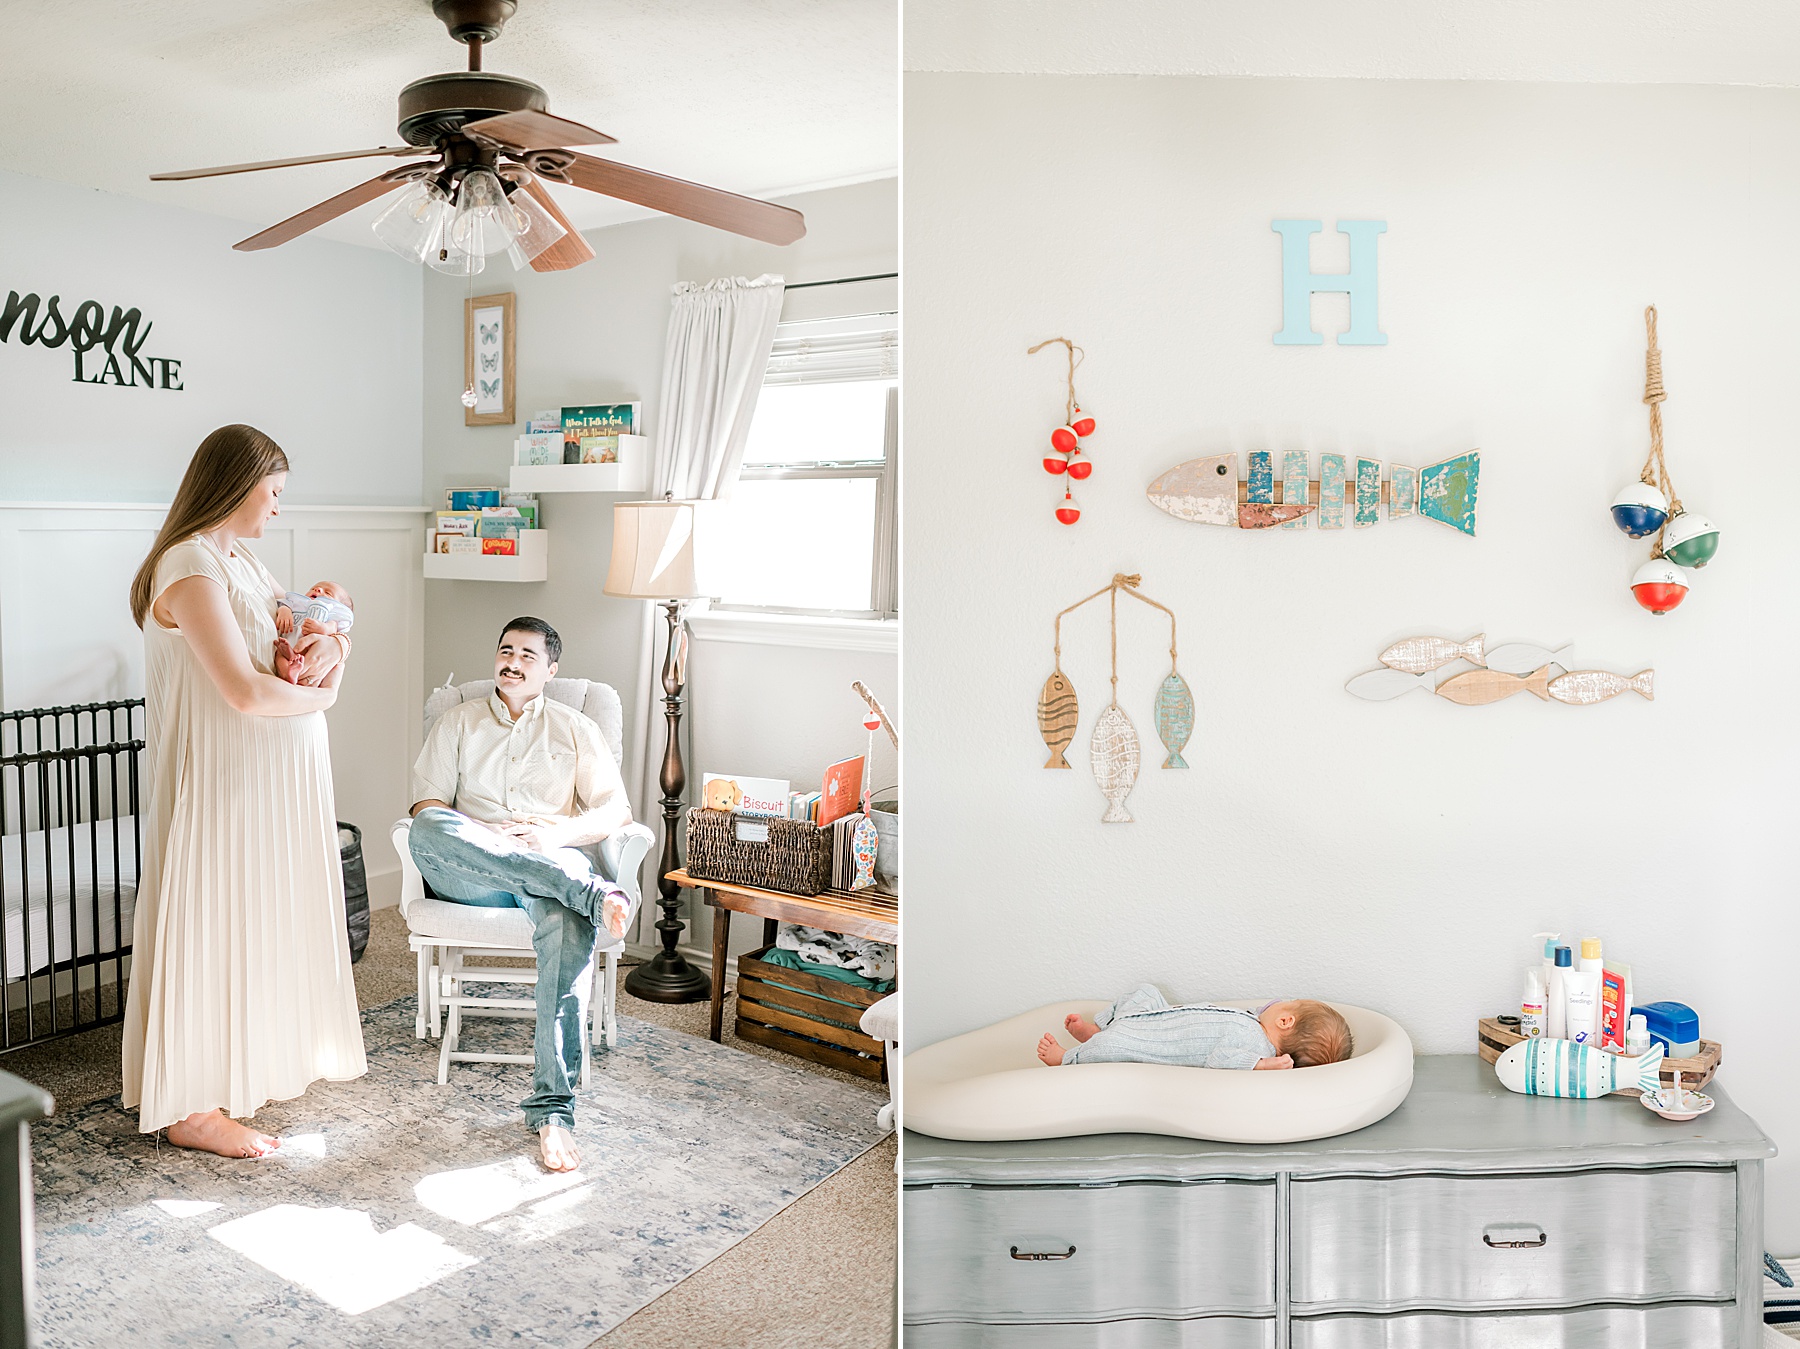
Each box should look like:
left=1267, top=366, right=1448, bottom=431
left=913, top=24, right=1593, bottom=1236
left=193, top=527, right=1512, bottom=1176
left=446, top=487, right=502, bottom=512
left=481, top=537, right=517, bottom=556
left=701, top=773, right=790, bottom=819
left=436, top=511, right=479, bottom=535
left=561, top=404, right=639, bottom=463
left=516, top=432, right=561, bottom=466
left=577, top=434, right=619, bottom=465
left=819, top=756, right=865, bottom=827
left=527, top=409, right=561, bottom=434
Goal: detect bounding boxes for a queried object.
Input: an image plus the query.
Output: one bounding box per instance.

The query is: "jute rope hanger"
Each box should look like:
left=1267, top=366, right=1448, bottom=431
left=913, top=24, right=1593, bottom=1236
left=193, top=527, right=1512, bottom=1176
left=1028, top=336, right=1084, bottom=424
left=1052, top=573, right=1179, bottom=707
left=1638, top=305, right=1683, bottom=558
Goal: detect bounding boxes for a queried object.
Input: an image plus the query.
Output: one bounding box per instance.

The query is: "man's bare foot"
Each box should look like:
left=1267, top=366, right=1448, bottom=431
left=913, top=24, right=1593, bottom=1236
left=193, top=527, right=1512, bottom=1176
left=1064, top=1013, right=1100, bottom=1043
left=1036, top=1033, right=1066, bottom=1066
left=600, top=892, right=631, bottom=940
left=539, top=1123, right=581, bottom=1172
left=167, top=1109, right=280, bottom=1158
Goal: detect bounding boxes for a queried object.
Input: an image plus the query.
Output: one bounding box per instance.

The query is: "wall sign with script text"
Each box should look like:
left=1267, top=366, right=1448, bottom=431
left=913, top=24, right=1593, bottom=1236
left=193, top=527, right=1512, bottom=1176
left=0, top=285, right=183, bottom=391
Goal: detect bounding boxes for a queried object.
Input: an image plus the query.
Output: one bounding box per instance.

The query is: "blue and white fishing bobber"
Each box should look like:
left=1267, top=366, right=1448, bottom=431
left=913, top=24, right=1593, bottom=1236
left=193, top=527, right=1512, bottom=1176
left=1662, top=510, right=1720, bottom=569
left=1610, top=480, right=1669, bottom=538
left=1494, top=1038, right=1665, bottom=1099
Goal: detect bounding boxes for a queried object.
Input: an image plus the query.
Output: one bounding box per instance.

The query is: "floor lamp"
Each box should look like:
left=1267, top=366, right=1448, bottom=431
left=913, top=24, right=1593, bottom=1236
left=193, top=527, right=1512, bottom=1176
left=604, top=498, right=712, bottom=1003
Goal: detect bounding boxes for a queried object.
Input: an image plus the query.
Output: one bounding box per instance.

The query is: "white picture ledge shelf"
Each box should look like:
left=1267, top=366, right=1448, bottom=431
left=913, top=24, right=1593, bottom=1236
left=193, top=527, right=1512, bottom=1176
left=511, top=434, right=651, bottom=494
left=422, top=528, right=548, bottom=582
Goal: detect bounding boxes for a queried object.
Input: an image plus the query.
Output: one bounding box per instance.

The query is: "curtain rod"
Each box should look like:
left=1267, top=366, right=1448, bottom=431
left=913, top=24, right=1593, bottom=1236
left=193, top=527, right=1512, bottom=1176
left=784, top=272, right=898, bottom=291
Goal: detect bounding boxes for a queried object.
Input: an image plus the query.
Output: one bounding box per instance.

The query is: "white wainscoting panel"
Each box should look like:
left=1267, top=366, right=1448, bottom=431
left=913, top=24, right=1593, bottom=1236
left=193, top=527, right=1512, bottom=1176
left=0, top=503, right=426, bottom=896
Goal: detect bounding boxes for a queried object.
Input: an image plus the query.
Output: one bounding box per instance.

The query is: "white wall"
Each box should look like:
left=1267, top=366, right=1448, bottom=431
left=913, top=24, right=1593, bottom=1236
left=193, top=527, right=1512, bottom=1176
left=419, top=177, right=897, bottom=953
left=0, top=169, right=422, bottom=504
left=904, top=76, right=1800, bottom=1238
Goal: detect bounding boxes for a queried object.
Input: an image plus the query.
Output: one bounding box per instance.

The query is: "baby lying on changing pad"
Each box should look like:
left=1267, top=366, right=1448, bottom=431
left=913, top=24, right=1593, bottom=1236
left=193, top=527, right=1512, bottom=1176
left=273, top=580, right=354, bottom=684
left=1037, top=983, right=1354, bottom=1071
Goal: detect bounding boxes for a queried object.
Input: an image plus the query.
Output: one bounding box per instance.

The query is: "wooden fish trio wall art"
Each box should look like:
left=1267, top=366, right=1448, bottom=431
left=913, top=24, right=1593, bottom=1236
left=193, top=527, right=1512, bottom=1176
left=1037, top=573, right=1190, bottom=823
left=1345, top=634, right=1654, bottom=707
left=1146, top=449, right=1480, bottom=535
left=1612, top=307, right=1722, bottom=616
left=1029, top=336, right=1097, bottom=525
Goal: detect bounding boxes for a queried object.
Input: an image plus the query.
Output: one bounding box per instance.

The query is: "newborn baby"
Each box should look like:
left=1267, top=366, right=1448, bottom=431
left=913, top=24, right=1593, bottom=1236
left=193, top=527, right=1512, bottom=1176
left=273, top=580, right=354, bottom=684
left=1036, top=983, right=1354, bottom=1070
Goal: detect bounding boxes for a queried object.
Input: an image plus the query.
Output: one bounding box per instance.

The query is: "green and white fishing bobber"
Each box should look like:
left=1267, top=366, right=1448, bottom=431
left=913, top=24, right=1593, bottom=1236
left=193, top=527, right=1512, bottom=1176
left=1493, top=1037, right=1665, bottom=1099
left=1661, top=510, right=1720, bottom=569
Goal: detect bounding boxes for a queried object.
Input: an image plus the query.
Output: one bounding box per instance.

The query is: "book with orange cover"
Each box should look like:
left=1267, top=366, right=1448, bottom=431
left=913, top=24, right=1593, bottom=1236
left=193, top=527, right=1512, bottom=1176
left=819, top=755, right=865, bottom=827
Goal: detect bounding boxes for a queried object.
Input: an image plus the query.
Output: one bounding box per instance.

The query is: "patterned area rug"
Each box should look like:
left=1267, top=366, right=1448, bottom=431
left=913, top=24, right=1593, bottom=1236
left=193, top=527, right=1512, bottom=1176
left=30, top=1000, right=885, bottom=1348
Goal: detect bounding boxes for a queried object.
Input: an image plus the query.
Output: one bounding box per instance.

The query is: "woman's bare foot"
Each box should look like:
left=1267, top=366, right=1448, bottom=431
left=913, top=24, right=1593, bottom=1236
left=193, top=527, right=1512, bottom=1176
left=1064, top=1013, right=1100, bottom=1043
left=166, top=1109, right=280, bottom=1158
left=1036, top=1033, right=1066, bottom=1066
left=539, top=1123, right=581, bottom=1172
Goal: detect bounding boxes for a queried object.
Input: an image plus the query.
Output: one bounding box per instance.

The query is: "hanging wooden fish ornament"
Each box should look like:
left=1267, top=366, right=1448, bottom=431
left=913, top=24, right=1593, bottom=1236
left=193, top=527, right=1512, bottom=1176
left=1030, top=337, right=1096, bottom=523
left=1153, top=672, right=1194, bottom=768
left=1625, top=307, right=1719, bottom=611
left=1037, top=670, right=1079, bottom=769
left=1091, top=704, right=1141, bottom=823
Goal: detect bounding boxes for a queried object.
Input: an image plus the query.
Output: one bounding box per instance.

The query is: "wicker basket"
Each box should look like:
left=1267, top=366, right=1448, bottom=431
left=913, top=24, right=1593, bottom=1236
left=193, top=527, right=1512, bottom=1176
left=685, top=807, right=831, bottom=896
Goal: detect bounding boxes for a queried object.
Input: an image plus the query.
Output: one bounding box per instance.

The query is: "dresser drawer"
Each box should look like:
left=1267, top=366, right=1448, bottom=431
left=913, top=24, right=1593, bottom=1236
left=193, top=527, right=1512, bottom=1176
left=906, top=1316, right=1275, bottom=1348
left=904, top=1180, right=1276, bottom=1322
left=1291, top=1301, right=1735, bottom=1348
left=1291, top=1167, right=1736, bottom=1310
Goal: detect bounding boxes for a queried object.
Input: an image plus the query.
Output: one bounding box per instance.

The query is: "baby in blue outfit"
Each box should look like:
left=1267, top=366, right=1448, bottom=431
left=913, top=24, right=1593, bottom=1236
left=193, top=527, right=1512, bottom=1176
left=1037, top=983, right=1353, bottom=1071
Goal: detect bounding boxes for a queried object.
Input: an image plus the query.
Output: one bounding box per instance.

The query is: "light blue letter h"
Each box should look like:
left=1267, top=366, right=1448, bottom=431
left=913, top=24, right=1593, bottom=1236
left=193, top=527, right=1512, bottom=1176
left=1272, top=219, right=1388, bottom=346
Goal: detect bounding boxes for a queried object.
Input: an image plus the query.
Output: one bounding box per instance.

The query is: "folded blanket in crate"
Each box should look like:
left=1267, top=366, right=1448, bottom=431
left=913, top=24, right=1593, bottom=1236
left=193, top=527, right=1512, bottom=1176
left=775, top=922, right=895, bottom=982
left=759, top=946, right=895, bottom=994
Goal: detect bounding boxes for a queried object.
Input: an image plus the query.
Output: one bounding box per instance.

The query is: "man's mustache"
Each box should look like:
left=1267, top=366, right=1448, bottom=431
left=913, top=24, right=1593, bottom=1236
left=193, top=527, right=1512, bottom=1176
left=498, top=667, right=524, bottom=678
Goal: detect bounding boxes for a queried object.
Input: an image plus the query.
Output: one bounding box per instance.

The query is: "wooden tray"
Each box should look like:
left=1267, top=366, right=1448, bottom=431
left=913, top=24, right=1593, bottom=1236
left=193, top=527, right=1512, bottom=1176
left=1477, top=1016, right=1720, bottom=1095
left=735, top=944, right=889, bottom=1082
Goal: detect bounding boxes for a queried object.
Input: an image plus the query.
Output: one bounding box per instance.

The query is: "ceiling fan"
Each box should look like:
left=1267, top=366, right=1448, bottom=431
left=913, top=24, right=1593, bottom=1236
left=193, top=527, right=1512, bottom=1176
left=150, top=0, right=806, bottom=274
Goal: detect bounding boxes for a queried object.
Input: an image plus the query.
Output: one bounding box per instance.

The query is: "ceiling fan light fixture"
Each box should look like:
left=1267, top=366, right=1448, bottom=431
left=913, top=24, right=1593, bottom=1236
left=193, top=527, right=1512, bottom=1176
left=447, top=167, right=517, bottom=258
left=371, top=179, right=452, bottom=263
left=503, top=183, right=568, bottom=268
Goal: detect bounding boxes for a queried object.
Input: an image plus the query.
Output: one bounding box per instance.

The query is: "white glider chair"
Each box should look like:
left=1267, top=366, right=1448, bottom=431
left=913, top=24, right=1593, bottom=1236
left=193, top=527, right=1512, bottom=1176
left=390, top=676, right=655, bottom=1085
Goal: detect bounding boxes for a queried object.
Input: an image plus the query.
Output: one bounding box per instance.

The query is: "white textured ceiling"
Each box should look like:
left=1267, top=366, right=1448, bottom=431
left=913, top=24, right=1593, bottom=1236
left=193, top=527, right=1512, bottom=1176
left=3, top=0, right=896, bottom=248
left=907, top=0, right=1800, bottom=84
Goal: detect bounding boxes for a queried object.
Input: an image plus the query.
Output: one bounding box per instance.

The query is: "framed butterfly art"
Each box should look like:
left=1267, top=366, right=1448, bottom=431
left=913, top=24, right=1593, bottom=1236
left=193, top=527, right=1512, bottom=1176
left=462, top=292, right=516, bottom=426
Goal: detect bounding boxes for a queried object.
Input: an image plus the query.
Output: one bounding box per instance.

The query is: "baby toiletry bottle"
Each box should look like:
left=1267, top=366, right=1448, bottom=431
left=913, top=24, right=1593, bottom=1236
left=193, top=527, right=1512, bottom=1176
left=1625, top=1013, right=1650, bottom=1056
left=1521, top=966, right=1546, bottom=1038
left=1565, top=938, right=1604, bottom=1045
left=1547, top=945, right=1572, bottom=1039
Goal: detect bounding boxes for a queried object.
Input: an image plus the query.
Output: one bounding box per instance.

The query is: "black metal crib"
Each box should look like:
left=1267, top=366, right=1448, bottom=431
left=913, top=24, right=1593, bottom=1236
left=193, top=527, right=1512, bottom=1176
left=0, top=699, right=144, bottom=1053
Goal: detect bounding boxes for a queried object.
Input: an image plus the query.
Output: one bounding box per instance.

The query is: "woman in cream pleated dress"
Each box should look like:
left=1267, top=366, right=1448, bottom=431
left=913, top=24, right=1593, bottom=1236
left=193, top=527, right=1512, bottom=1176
left=121, top=424, right=366, bottom=1158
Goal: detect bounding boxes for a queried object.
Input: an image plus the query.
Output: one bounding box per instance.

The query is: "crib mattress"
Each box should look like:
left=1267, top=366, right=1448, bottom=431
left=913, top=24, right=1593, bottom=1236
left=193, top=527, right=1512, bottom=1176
left=904, top=999, right=1414, bottom=1144
left=1, top=818, right=139, bottom=981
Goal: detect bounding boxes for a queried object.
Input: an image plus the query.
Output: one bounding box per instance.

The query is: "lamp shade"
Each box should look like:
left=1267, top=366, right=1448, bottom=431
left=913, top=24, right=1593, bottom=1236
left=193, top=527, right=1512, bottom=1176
left=604, top=500, right=700, bottom=599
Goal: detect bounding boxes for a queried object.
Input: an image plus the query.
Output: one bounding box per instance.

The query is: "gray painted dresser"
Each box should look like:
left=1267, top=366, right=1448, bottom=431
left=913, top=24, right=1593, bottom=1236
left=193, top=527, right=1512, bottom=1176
left=902, top=1054, right=1775, bottom=1347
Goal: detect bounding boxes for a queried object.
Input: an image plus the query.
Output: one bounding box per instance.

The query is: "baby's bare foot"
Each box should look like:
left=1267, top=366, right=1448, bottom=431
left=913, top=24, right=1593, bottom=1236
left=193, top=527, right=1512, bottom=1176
left=1064, top=1013, right=1100, bottom=1043
left=1036, top=1033, right=1066, bottom=1066
left=167, top=1109, right=281, bottom=1158
left=538, top=1123, right=581, bottom=1172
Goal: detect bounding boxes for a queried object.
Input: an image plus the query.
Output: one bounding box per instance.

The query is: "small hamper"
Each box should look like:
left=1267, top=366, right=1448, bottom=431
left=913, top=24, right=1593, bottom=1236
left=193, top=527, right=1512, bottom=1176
left=685, top=807, right=831, bottom=896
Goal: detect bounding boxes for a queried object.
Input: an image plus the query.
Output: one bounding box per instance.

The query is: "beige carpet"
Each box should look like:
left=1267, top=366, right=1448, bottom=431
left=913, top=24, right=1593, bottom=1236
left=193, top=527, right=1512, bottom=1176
left=5, top=906, right=896, bottom=1349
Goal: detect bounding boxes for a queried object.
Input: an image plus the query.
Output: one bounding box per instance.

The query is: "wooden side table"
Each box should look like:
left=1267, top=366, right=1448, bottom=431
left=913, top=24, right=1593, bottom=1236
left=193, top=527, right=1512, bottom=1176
left=664, top=868, right=899, bottom=1043
left=1, top=1068, right=52, bottom=1349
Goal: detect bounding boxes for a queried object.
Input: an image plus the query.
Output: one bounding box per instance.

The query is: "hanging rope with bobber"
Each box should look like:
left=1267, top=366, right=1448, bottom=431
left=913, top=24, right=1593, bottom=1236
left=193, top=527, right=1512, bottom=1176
left=1028, top=336, right=1097, bottom=524
left=1610, top=307, right=1721, bottom=615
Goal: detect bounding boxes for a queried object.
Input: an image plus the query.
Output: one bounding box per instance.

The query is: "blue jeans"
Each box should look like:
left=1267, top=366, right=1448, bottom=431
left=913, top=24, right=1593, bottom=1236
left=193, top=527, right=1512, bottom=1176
left=408, top=806, right=628, bottom=1131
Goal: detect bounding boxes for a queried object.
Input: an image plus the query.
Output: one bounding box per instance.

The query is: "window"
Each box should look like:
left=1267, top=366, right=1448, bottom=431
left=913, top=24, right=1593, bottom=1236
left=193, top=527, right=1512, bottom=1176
left=697, top=313, right=898, bottom=618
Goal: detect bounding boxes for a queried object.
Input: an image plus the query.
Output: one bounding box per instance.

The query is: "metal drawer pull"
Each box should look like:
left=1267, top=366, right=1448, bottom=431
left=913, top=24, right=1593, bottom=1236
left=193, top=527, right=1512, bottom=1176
left=1482, top=1226, right=1548, bottom=1249
left=1009, top=1245, right=1077, bottom=1261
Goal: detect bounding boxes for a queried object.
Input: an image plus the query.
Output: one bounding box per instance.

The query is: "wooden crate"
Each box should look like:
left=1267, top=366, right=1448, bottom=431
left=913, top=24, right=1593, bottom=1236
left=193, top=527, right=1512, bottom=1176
left=735, top=944, right=889, bottom=1082
left=1477, top=1016, right=1720, bottom=1096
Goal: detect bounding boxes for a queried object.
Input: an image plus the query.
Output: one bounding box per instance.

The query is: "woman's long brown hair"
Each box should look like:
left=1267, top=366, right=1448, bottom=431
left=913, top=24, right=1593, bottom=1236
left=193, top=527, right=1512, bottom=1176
left=130, top=424, right=290, bottom=628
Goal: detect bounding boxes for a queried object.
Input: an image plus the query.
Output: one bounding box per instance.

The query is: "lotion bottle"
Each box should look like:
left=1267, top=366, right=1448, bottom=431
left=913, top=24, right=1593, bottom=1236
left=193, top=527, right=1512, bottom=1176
left=1547, top=945, right=1572, bottom=1039
left=1565, top=937, right=1604, bottom=1045
left=1520, top=966, right=1546, bottom=1038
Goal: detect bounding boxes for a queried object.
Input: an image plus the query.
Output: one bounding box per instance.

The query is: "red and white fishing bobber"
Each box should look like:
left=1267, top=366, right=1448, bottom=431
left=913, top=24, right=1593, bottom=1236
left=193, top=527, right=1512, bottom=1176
left=1630, top=557, right=1690, bottom=615
left=1055, top=486, right=1081, bottom=525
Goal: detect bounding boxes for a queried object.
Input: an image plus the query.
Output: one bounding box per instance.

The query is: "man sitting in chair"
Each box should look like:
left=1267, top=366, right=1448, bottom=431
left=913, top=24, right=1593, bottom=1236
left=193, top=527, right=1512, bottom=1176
left=409, top=616, right=636, bottom=1173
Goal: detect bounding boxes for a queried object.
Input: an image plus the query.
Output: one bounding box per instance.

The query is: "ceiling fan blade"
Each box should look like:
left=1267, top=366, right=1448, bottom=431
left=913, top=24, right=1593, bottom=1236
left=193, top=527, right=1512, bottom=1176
left=233, top=172, right=411, bottom=252
left=555, top=153, right=806, bottom=245
left=152, top=147, right=426, bottom=182
left=519, top=181, right=596, bottom=272
left=463, top=109, right=616, bottom=151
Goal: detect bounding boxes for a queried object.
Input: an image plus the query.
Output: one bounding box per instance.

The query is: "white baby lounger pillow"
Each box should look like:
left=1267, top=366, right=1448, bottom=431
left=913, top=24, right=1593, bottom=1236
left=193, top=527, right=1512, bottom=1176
left=903, top=1000, right=1414, bottom=1144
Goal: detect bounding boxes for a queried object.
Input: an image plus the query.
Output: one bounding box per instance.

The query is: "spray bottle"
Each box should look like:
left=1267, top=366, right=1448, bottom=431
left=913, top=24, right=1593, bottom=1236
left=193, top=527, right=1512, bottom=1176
left=1548, top=945, right=1572, bottom=1039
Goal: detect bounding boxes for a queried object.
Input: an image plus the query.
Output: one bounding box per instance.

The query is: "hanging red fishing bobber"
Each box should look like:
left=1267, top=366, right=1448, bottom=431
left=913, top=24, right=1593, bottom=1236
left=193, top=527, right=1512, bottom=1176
left=1055, top=486, right=1081, bottom=525
left=1030, top=336, right=1096, bottom=524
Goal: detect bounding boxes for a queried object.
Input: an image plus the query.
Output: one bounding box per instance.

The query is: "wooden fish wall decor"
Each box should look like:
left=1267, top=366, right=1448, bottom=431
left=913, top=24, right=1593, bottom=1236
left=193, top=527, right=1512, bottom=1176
left=1041, top=573, right=1188, bottom=823
left=1346, top=634, right=1653, bottom=707
left=1147, top=450, right=1480, bottom=535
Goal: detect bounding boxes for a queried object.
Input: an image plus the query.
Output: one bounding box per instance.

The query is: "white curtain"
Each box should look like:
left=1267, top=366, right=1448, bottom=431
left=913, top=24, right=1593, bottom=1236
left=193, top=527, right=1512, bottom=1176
left=623, top=274, right=784, bottom=947
left=653, top=275, right=786, bottom=499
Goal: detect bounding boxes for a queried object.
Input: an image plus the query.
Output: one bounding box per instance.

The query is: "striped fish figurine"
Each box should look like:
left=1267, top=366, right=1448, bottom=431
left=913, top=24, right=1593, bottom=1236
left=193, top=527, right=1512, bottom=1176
left=1548, top=669, right=1655, bottom=705
left=1090, top=704, right=1140, bottom=823
left=1379, top=634, right=1484, bottom=674
left=1153, top=672, right=1194, bottom=768
left=1494, top=1039, right=1665, bottom=1099
left=1037, top=671, right=1079, bottom=769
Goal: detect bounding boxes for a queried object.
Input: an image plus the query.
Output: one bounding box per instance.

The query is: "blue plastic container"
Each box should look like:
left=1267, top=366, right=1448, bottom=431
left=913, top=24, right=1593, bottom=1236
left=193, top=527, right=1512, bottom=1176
left=1636, top=1001, right=1701, bottom=1058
